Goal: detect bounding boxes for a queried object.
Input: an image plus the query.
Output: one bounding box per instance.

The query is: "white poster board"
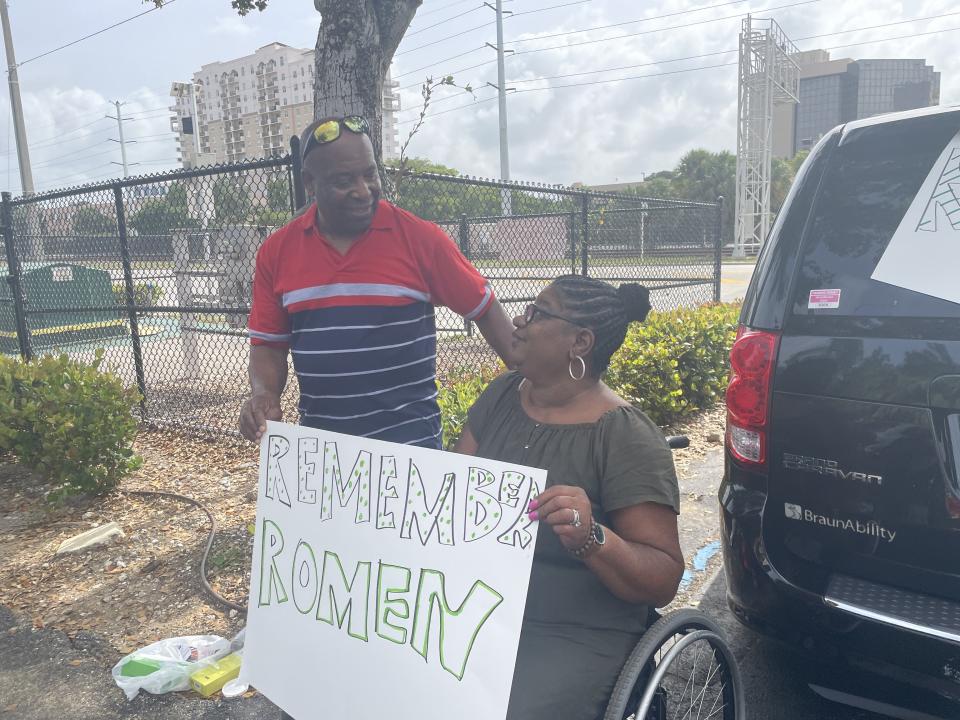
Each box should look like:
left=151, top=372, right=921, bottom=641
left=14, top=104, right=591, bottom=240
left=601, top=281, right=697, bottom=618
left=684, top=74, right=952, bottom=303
left=872, top=129, right=960, bottom=304
left=240, top=421, right=545, bottom=720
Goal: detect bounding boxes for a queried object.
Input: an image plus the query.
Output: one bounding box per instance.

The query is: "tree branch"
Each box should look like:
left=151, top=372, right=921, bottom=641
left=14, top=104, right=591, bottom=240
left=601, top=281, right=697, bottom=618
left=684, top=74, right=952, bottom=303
left=373, top=0, right=421, bottom=66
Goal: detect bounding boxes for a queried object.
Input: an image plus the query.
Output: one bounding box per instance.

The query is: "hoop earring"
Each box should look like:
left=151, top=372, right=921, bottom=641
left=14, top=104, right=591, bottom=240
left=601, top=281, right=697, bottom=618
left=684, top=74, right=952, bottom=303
left=568, top=355, right=586, bottom=381
left=518, top=377, right=527, bottom=391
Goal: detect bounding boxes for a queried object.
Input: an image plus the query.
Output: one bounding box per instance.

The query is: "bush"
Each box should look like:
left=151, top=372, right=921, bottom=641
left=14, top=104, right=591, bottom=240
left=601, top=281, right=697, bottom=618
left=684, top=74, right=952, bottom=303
left=436, top=303, right=741, bottom=445
left=112, top=281, right=164, bottom=308
left=437, top=362, right=503, bottom=449
left=0, top=350, right=142, bottom=501
left=605, top=303, right=740, bottom=425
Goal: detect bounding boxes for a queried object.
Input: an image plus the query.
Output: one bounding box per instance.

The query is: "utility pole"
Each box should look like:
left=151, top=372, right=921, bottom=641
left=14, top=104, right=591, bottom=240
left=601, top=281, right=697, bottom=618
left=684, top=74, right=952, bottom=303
left=1, top=0, right=34, bottom=195
left=484, top=0, right=512, bottom=215
left=107, top=100, right=137, bottom=177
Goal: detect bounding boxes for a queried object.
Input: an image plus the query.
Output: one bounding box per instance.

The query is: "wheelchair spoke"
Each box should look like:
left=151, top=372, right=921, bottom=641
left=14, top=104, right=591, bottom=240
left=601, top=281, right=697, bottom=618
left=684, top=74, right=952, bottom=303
left=651, top=637, right=731, bottom=720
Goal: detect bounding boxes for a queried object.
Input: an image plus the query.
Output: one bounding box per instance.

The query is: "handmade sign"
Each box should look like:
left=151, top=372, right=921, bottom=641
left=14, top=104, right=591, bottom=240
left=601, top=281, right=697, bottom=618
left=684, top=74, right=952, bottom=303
left=240, top=421, right=545, bottom=720
left=872, top=128, right=960, bottom=305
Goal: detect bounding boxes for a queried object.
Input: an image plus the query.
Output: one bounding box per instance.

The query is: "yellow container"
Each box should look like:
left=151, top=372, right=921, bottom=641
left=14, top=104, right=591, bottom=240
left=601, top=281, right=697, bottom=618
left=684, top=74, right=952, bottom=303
left=189, top=651, right=243, bottom=698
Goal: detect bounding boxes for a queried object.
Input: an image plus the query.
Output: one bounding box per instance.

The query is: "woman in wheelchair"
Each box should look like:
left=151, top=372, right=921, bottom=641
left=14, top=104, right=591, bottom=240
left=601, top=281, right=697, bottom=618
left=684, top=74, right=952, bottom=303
left=454, top=275, right=684, bottom=720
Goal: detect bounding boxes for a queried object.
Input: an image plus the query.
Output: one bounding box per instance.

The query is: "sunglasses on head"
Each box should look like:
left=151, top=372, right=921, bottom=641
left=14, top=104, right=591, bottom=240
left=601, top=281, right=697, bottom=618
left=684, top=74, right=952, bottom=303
left=301, top=116, right=369, bottom=161
left=522, top=303, right=579, bottom=326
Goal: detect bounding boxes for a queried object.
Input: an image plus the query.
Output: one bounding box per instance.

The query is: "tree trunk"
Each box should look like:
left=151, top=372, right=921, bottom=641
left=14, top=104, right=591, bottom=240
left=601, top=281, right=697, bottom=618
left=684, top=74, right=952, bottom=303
left=313, top=0, right=420, bottom=162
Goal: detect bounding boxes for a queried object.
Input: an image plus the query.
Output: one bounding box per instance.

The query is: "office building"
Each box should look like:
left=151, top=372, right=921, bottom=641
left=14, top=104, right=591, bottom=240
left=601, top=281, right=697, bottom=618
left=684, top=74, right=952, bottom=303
left=773, top=51, right=940, bottom=157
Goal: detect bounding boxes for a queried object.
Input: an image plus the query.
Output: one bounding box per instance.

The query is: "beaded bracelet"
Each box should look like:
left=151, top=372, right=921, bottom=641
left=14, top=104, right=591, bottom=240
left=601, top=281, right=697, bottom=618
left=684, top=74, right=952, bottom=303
left=569, top=519, right=599, bottom=559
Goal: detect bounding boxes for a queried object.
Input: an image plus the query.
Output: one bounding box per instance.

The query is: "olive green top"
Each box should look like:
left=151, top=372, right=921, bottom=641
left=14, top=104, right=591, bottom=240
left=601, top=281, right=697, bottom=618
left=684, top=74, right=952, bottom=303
left=467, top=371, right=680, bottom=634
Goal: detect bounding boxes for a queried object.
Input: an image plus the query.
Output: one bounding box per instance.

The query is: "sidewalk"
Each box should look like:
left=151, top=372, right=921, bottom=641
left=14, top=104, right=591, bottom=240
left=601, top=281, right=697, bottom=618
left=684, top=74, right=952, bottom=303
left=0, top=604, right=276, bottom=720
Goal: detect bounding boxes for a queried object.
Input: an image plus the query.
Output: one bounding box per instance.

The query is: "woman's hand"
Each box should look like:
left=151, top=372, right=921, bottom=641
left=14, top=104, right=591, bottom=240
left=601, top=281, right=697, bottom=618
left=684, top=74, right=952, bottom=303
left=529, top=485, right=593, bottom=551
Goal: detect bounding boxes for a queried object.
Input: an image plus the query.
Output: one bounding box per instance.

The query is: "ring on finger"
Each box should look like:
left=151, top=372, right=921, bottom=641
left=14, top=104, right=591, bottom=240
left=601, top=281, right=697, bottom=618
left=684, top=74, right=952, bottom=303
left=570, top=508, right=582, bottom=528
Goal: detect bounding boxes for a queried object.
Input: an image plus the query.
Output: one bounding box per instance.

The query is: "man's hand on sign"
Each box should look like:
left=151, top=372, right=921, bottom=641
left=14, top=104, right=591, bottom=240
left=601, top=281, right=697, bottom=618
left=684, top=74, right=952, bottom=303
left=239, top=391, right=282, bottom=441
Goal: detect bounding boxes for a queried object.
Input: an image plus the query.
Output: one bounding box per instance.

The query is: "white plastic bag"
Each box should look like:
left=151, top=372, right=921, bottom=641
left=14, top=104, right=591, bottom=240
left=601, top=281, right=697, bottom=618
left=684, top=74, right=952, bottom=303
left=111, top=634, right=230, bottom=700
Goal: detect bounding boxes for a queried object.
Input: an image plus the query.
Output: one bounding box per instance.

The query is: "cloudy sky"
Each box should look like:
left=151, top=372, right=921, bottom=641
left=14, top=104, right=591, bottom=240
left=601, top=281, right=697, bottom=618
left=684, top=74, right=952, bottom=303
left=1, top=0, right=958, bottom=193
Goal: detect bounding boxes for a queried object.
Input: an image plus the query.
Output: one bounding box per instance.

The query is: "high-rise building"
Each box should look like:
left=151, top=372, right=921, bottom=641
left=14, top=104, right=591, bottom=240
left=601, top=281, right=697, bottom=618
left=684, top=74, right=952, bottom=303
left=170, top=42, right=401, bottom=168
left=772, top=51, right=940, bottom=158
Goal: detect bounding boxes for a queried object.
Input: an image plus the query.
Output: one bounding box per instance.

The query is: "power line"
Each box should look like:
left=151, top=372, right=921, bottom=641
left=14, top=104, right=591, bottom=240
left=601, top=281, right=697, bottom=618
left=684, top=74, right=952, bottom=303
left=406, top=4, right=485, bottom=37
left=507, top=0, right=820, bottom=58
left=393, top=0, right=753, bottom=81
left=34, top=168, right=119, bottom=192
left=511, top=0, right=748, bottom=45
left=126, top=132, right=178, bottom=141
left=35, top=162, right=114, bottom=186
left=398, top=0, right=954, bottom=101
left=498, top=8, right=960, bottom=87
left=511, top=0, right=592, bottom=19
left=32, top=146, right=116, bottom=169
left=398, top=62, right=737, bottom=126
left=396, top=20, right=493, bottom=56
left=0, top=116, right=112, bottom=155
left=414, top=0, right=479, bottom=20
left=397, top=0, right=593, bottom=56
left=125, top=106, right=171, bottom=116
left=397, top=0, right=821, bottom=111
left=17, top=0, right=178, bottom=67
left=397, top=19, right=960, bottom=126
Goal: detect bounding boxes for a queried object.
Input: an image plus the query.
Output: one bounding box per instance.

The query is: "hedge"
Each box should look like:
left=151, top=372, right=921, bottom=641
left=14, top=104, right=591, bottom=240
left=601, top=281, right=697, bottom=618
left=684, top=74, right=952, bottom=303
left=0, top=350, right=142, bottom=501
left=437, top=302, right=740, bottom=447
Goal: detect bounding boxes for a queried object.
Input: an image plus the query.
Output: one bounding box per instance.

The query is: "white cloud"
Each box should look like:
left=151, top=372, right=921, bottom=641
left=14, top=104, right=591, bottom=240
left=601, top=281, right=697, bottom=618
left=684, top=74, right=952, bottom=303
left=3, top=0, right=958, bottom=193
left=209, top=14, right=257, bottom=37
left=2, top=86, right=179, bottom=193
left=392, top=0, right=960, bottom=184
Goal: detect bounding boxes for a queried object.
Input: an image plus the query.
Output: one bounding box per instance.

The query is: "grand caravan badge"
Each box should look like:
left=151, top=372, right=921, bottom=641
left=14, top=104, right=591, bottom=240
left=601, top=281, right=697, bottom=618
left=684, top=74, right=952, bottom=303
left=783, top=453, right=883, bottom=486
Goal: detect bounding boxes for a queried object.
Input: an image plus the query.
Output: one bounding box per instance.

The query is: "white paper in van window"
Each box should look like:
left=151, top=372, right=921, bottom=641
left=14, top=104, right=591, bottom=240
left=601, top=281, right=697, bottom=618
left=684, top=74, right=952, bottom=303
left=871, top=128, right=960, bottom=305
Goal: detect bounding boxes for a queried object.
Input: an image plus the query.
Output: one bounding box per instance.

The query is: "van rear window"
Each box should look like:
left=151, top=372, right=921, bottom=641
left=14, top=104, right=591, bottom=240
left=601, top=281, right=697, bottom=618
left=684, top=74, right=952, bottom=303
left=791, top=113, right=960, bottom=319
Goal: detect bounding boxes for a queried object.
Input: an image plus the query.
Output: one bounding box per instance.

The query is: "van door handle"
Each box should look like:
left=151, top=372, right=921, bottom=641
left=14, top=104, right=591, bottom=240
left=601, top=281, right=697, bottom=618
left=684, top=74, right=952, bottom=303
left=929, top=375, right=960, bottom=411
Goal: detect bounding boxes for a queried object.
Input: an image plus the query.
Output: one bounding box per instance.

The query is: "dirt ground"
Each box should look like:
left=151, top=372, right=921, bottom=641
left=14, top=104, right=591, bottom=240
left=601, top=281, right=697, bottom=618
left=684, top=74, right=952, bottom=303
left=0, top=406, right=726, bottom=668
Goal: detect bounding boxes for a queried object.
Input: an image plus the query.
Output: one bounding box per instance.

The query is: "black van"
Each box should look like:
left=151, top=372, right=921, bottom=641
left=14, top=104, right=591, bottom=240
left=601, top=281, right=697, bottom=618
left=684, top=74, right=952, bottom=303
left=719, top=105, right=960, bottom=718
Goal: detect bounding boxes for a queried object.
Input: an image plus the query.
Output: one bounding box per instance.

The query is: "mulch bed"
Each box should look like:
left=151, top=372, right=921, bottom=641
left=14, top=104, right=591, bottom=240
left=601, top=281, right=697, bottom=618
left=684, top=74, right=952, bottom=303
left=0, top=406, right=726, bottom=666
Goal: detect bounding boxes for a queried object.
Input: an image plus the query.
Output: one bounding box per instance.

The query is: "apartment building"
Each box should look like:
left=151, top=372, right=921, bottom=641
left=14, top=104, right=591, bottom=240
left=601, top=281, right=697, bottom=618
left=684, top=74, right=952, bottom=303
left=171, top=42, right=401, bottom=168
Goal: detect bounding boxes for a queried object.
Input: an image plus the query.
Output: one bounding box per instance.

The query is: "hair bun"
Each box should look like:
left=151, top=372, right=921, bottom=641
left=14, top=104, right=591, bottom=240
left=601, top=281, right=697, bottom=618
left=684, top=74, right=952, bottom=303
left=617, top=283, right=651, bottom=323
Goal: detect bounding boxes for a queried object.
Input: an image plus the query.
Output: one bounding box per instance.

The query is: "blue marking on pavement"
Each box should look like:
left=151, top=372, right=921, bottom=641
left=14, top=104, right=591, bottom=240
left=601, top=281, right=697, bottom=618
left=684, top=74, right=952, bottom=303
left=678, top=540, right=722, bottom=590
left=693, top=540, right=721, bottom=572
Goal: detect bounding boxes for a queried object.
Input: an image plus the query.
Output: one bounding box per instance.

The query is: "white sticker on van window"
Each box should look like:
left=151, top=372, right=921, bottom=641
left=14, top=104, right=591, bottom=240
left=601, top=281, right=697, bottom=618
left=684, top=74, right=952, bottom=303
left=808, top=288, right=841, bottom=309
left=871, top=128, right=960, bottom=305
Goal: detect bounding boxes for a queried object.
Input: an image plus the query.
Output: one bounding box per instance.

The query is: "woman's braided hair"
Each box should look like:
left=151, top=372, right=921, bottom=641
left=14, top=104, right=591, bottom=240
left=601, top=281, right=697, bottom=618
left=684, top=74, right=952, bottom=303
left=552, top=275, right=652, bottom=376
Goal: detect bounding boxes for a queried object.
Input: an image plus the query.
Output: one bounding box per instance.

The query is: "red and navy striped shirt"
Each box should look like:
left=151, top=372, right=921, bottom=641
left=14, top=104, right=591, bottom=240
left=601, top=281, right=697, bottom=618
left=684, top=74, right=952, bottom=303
left=248, top=200, right=494, bottom=448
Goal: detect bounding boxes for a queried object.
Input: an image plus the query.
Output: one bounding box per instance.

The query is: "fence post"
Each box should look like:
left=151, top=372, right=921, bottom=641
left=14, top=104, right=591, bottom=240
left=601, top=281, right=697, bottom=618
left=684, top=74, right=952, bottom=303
left=567, top=211, right=577, bottom=274
left=580, top=194, right=590, bottom=277
left=459, top=213, right=474, bottom=337
left=289, top=135, right=306, bottom=211
left=113, top=186, right=148, bottom=416
left=714, top=196, right=724, bottom=303
left=2, top=192, right=32, bottom=361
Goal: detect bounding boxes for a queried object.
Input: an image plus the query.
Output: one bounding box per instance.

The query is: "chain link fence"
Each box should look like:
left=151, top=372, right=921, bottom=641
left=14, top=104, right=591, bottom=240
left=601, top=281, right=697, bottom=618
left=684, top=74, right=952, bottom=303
left=2, top=150, right=721, bottom=438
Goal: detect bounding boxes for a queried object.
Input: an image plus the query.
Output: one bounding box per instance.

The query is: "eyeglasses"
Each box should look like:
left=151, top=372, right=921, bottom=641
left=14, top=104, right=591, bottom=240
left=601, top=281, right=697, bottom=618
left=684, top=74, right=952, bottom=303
left=522, top=303, right=579, bottom=326
left=301, top=116, right=369, bottom=160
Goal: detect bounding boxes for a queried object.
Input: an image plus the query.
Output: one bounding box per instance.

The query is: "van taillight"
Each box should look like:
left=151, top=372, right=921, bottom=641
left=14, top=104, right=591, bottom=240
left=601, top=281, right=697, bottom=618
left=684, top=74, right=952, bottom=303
left=725, top=327, right=780, bottom=465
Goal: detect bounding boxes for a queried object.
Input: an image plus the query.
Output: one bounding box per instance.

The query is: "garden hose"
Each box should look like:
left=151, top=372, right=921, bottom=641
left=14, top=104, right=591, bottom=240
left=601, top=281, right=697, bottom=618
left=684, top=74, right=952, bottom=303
left=119, top=489, right=248, bottom=615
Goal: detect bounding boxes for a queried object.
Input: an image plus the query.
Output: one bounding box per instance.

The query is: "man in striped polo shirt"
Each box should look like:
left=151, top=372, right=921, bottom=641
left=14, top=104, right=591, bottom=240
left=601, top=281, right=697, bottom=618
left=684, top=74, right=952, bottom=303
left=240, top=116, right=515, bottom=448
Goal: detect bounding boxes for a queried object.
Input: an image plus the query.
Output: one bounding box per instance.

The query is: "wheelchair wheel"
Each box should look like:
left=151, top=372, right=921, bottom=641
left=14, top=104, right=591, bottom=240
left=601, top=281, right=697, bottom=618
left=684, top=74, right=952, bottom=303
left=603, top=608, right=744, bottom=720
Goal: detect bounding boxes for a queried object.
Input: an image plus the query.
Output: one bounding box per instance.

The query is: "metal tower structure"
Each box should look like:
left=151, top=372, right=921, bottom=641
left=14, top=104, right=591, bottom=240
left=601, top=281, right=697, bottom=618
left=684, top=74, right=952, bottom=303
left=734, top=15, right=799, bottom=256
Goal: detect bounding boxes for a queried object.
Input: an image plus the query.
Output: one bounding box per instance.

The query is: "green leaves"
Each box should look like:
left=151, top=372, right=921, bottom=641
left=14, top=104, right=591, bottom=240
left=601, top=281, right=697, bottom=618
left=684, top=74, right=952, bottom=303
left=434, top=302, right=740, bottom=446
left=436, top=363, right=503, bottom=449
left=605, top=303, right=740, bottom=426
left=0, top=352, right=142, bottom=501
